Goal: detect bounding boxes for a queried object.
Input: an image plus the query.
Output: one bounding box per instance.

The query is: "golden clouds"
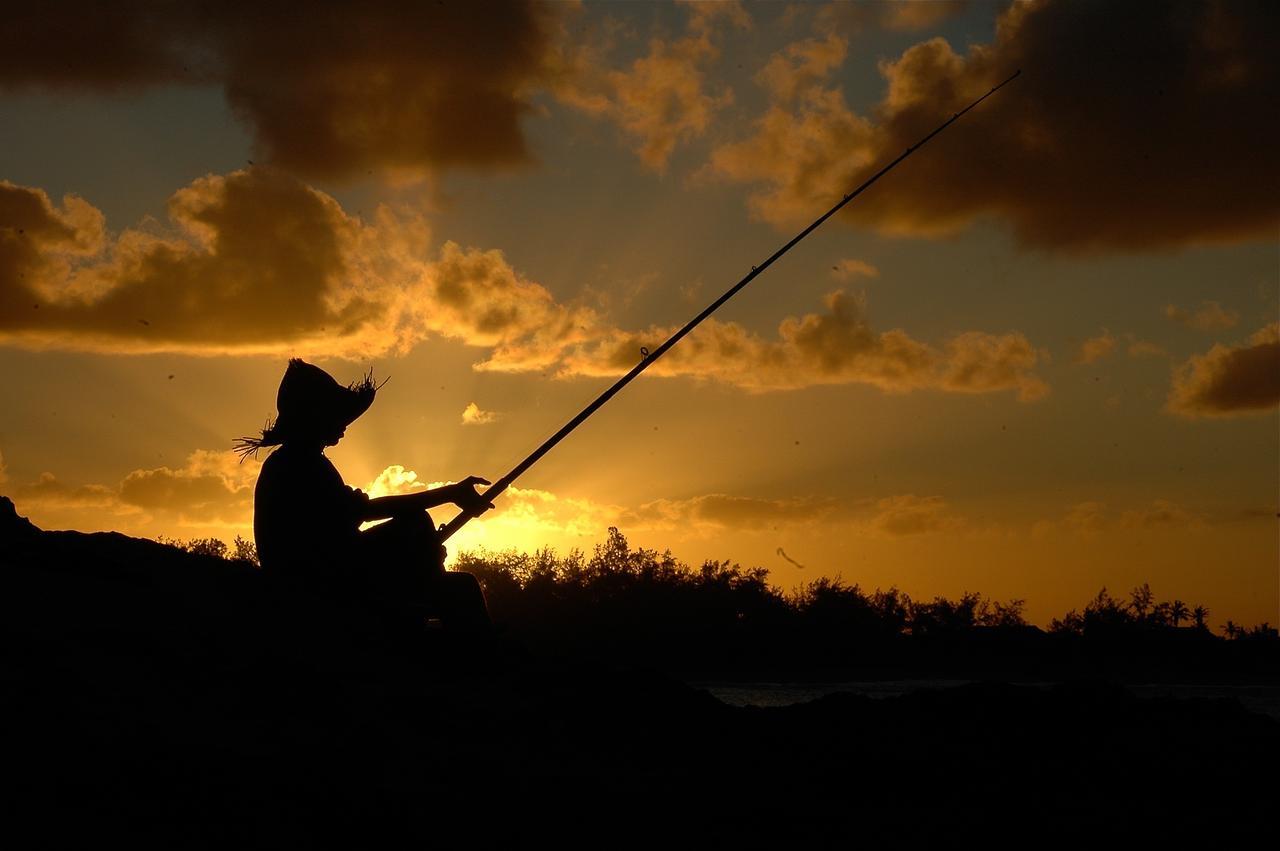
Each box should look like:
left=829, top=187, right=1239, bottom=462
left=2, top=171, right=402, bottom=354
left=3, top=171, right=1044, bottom=401
left=430, top=242, right=599, bottom=369
left=0, top=171, right=600, bottom=359
left=554, top=290, right=1046, bottom=399
left=708, top=33, right=875, bottom=228
left=1, top=2, right=558, bottom=179
left=712, top=0, right=1280, bottom=250
left=9, top=450, right=257, bottom=524
left=117, top=450, right=257, bottom=516
left=552, top=1, right=749, bottom=171
left=1167, top=323, right=1280, bottom=418
left=461, top=402, right=500, bottom=426
left=11, top=473, right=119, bottom=511
left=364, top=465, right=427, bottom=499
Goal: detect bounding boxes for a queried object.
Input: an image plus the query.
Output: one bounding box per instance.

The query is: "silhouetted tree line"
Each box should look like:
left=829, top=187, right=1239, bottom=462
left=160, top=535, right=258, bottom=568
left=168, top=527, right=1277, bottom=676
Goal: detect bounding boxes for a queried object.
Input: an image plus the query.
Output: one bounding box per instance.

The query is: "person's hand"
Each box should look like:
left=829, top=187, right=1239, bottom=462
left=453, top=476, right=495, bottom=515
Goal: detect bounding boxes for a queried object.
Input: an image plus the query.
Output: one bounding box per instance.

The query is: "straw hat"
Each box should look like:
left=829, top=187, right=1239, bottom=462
left=236, top=359, right=382, bottom=458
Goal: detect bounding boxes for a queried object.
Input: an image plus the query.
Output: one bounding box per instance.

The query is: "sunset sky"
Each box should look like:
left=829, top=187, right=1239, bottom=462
left=2, top=0, right=1276, bottom=628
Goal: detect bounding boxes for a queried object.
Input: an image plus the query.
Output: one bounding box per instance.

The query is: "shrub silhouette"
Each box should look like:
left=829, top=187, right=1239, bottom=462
left=163, top=527, right=1277, bottom=676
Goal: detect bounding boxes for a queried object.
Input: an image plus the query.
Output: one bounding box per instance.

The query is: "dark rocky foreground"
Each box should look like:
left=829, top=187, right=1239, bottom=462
left=3, top=499, right=1276, bottom=842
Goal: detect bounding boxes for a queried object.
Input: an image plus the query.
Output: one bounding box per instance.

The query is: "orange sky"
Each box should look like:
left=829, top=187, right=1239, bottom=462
left=2, top=1, right=1277, bottom=628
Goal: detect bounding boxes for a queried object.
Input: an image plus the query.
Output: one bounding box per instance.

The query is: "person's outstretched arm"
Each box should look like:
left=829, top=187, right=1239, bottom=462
left=360, top=476, right=493, bottom=521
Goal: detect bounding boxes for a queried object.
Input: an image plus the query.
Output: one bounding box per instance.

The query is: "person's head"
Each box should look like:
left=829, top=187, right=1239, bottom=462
left=235, top=359, right=382, bottom=458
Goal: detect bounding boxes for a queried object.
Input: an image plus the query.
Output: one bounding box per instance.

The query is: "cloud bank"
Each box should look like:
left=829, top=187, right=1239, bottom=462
left=1, top=1, right=560, bottom=179
left=551, top=290, right=1048, bottom=399
left=1167, top=323, right=1280, bottom=418
left=9, top=450, right=257, bottom=526
left=3, top=170, right=1045, bottom=399
left=711, top=0, right=1280, bottom=251
left=0, top=170, right=593, bottom=358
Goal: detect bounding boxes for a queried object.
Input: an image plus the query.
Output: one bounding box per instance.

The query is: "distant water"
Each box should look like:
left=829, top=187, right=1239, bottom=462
left=699, top=680, right=1280, bottom=721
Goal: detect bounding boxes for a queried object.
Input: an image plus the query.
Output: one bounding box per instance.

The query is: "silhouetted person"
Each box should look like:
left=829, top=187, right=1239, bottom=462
left=238, top=359, right=493, bottom=632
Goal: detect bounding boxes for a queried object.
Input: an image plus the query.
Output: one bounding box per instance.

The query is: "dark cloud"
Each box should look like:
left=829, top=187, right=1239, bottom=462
left=1167, top=323, right=1280, bottom=417
left=713, top=0, right=1279, bottom=251
left=0, top=1, right=558, bottom=178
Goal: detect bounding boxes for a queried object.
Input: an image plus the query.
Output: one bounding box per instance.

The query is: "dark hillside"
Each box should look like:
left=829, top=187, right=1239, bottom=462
left=2, top=498, right=1275, bottom=841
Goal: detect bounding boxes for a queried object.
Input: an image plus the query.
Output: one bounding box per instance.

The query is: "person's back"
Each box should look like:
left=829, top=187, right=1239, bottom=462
left=253, top=443, right=366, bottom=587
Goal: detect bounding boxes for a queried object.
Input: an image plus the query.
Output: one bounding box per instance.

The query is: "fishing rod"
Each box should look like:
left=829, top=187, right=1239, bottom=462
left=438, top=69, right=1021, bottom=543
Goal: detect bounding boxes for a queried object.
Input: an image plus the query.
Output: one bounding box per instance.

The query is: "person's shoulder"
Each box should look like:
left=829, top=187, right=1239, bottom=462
left=259, top=445, right=330, bottom=476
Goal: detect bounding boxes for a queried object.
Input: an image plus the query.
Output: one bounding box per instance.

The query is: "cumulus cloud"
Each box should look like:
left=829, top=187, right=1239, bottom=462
left=2, top=171, right=1045, bottom=400
left=2, top=171, right=400, bottom=354
left=553, top=289, right=1047, bottom=398
left=364, top=465, right=428, bottom=499
left=11, top=473, right=121, bottom=512
left=552, top=0, right=749, bottom=171
left=1167, top=323, right=1280, bottom=418
left=0, top=171, right=601, bottom=358
left=0, top=2, right=560, bottom=179
left=118, top=450, right=257, bottom=520
left=461, top=402, right=501, bottom=426
left=429, top=242, right=600, bottom=371
left=708, top=33, right=875, bottom=227
left=711, top=0, right=1280, bottom=251
left=10, top=450, right=257, bottom=524
left=1164, top=301, right=1241, bottom=332
left=1075, top=330, right=1116, bottom=364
